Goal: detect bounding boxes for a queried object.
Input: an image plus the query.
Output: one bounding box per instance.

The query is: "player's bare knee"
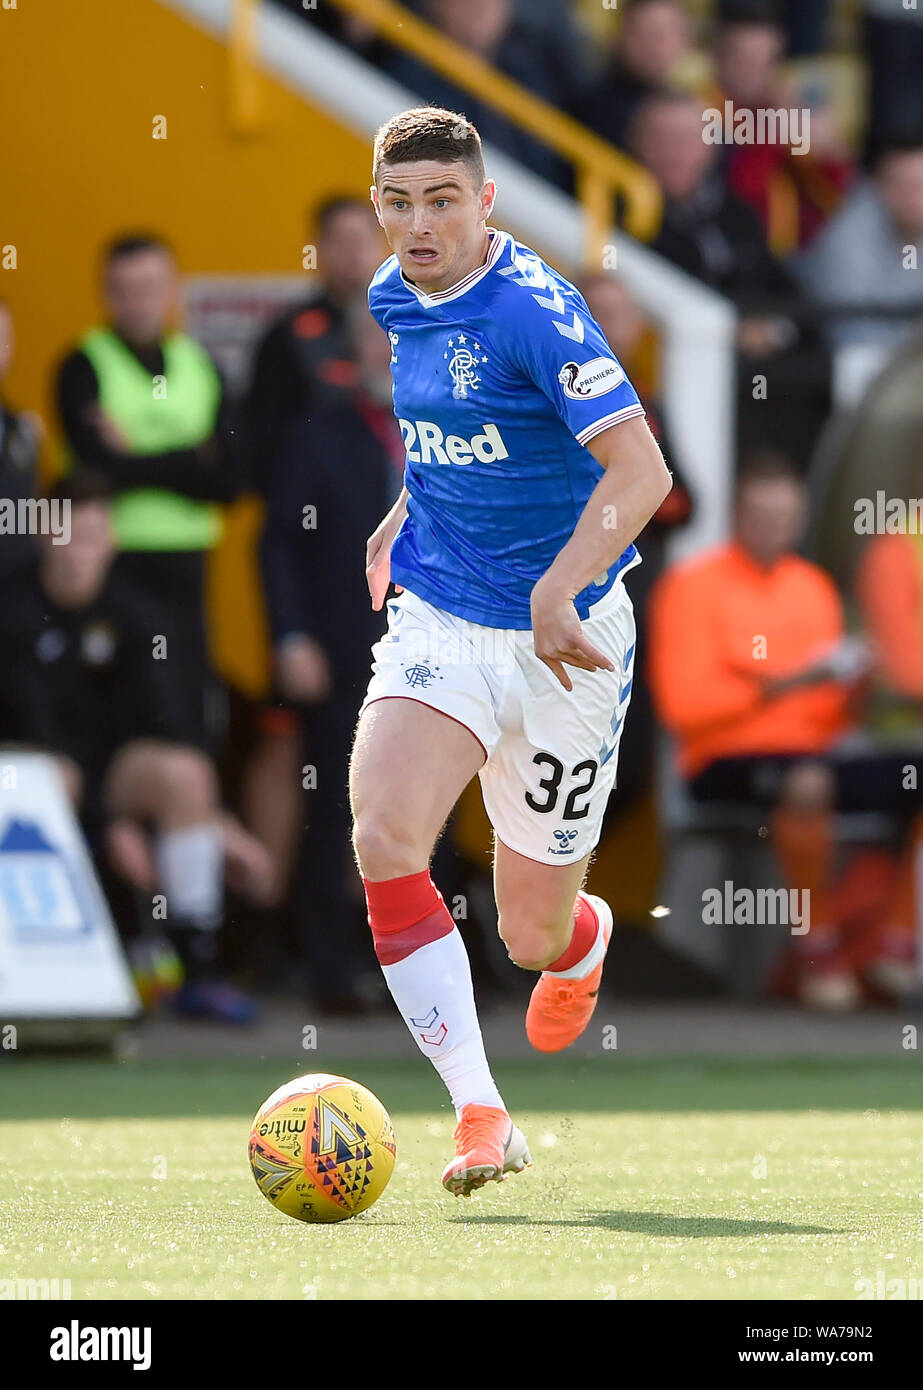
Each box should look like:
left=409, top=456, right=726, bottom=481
left=498, top=914, right=567, bottom=972
left=352, top=814, right=427, bottom=881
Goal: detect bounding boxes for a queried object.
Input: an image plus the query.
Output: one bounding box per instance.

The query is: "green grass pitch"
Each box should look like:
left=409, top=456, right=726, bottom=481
left=1, top=1056, right=921, bottom=1300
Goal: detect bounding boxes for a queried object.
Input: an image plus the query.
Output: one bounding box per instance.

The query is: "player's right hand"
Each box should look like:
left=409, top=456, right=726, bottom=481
left=366, top=516, right=404, bottom=611
left=530, top=577, right=616, bottom=692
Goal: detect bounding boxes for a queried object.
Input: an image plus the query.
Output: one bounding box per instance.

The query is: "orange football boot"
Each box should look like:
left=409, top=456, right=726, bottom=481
left=441, top=1103, right=532, bottom=1198
left=526, top=893, right=613, bottom=1053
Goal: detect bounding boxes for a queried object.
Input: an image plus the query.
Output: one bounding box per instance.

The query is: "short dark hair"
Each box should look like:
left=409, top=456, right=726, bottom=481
left=627, top=87, right=702, bottom=145
left=103, top=233, right=173, bottom=267
left=623, top=0, right=685, bottom=15
left=718, top=0, right=784, bottom=31
left=312, top=195, right=374, bottom=240
left=373, top=106, right=485, bottom=189
left=736, top=449, right=802, bottom=493
left=48, top=469, right=111, bottom=509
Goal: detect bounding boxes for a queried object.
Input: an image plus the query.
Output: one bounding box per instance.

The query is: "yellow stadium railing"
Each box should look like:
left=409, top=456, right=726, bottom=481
left=228, top=0, right=261, bottom=133
left=230, top=0, right=662, bottom=259
left=327, top=0, right=662, bottom=258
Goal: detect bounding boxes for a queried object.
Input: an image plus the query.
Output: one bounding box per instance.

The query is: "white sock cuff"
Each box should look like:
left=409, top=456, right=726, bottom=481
left=549, top=896, right=608, bottom=979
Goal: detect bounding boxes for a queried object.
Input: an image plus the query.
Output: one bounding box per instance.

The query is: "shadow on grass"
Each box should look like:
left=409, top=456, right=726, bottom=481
left=448, top=1211, right=842, bottom=1237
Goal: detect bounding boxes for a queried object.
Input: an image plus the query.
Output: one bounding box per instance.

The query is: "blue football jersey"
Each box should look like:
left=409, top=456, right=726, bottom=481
left=368, top=227, right=646, bottom=629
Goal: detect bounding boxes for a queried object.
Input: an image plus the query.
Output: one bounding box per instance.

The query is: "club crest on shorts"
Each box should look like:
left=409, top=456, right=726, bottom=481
left=444, top=333, right=488, bottom=399
left=402, top=661, right=443, bottom=689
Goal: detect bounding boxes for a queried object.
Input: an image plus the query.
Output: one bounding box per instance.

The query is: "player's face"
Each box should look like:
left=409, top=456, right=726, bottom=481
left=372, top=161, right=495, bottom=293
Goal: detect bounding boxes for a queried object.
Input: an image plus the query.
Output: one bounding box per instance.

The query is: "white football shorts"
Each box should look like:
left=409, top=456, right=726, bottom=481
left=358, top=578, right=637, bottom=866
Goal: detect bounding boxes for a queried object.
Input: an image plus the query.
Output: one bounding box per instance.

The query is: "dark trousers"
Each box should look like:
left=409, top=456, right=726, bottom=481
left=115, top=549, right=217, bottom=750
left=294, top=672, right=379, bottom=999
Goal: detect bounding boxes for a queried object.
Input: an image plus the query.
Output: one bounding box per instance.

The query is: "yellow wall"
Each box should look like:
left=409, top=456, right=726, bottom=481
left=1, top=0, right=375, bottom=696
left=2, top=0, right=660, bottom=902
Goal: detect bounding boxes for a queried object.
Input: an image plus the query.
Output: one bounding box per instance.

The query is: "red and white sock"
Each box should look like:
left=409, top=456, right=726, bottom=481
left=543, top=891, right=607, bottom=979
left=364, top=869, right=505, bottom=1117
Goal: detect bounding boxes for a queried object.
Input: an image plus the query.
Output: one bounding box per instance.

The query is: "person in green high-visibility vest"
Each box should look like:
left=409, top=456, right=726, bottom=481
left=56, top=233, right=244, bottom=750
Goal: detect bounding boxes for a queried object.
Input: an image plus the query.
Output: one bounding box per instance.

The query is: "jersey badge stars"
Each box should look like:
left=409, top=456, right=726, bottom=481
left=444, top=333, right=488, bottom=400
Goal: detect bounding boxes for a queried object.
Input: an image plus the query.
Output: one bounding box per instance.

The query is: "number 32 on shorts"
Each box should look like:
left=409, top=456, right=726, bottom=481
left=525, top=753, right=598, bottom=820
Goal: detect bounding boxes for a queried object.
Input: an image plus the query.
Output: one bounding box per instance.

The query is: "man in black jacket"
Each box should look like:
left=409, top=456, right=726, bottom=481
left=259, top=302, right=403, bottom=1011
left=629, top=90, right=831, bottom=463
left=243, top=196, right=386, bottom=498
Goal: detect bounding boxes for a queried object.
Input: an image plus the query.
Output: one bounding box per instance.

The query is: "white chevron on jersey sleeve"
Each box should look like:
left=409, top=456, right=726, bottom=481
left=553, top=313, right=585, bottom=343
left=498, top=264, right=586, bottom=348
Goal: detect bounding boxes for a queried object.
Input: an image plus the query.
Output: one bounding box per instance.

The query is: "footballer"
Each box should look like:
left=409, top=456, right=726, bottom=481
left=349, top=107, right=672, bottom=1196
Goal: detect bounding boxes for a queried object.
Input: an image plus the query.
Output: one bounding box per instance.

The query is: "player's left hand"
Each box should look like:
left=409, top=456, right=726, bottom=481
left=530, top=577, right=616, bottom=692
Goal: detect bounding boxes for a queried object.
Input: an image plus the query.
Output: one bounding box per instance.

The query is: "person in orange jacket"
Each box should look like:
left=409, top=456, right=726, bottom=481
left=648, top=452, right=917, bottom=1008
left=853, top=499, right=923, bottom=1001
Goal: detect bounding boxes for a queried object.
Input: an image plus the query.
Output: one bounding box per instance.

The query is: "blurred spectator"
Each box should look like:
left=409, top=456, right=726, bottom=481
left=718, top=0, right=832, bottom=58
left=709, top=8, right=854, bottom=253
left=0, top=298, right=44, bottom=583
left=578, top=0, right=693, bottom=152
left=648, top=456, right=854, bottom=788
left=793, top=139, right=923, bottom=354
left=381, top=0, right=588, bottom=188
left=240, top=197, right=384, bottom=957
left=0, top=474, right=271, bottom=1022
left=864, top=0, right=923, bottom=155
left=275, top=0, right=391, bottom=65
left=56, top=234, right=242, bottom=749
left=631, top=90, right=796, bottom=306
left=581, top=272, right=693, bottom=813
left=630, top=90, right=831, bottom=462
left=648, top=454, right=918, bottom=1006
left=255, top=302, right=402, bottom=1012
left=243, top=196, right=386, bottom=498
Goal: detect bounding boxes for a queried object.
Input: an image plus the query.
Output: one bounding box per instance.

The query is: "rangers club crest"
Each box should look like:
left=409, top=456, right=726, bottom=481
left=444, top=333, right=488, bottom=399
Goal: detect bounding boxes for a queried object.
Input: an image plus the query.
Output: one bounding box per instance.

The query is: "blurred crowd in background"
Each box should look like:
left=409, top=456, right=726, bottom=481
left=1, top=0, right=922, bottom=1022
